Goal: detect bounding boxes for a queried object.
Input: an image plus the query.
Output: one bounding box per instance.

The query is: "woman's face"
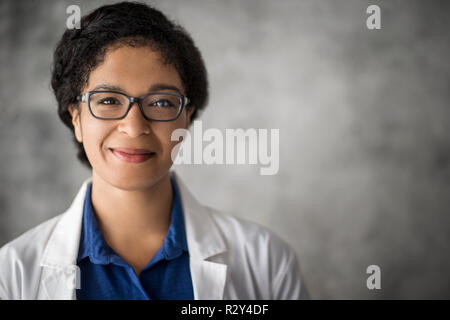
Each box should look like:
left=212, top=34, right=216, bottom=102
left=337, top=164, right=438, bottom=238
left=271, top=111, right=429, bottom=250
left=69, top=45, right=192, bottom=191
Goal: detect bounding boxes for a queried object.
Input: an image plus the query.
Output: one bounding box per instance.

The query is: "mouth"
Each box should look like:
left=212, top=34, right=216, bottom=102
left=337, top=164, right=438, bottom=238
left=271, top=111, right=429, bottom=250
left=109, top=148, right=156, bottom=163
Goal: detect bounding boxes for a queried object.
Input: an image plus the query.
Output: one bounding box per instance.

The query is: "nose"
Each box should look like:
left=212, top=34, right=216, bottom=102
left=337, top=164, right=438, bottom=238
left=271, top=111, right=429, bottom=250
left=117, top=101, right=151, bottom=137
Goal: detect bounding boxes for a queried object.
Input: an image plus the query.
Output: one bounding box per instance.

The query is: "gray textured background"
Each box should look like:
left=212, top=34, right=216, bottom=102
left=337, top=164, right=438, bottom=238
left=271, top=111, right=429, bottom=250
left=1, top=0, right=449, bottom=299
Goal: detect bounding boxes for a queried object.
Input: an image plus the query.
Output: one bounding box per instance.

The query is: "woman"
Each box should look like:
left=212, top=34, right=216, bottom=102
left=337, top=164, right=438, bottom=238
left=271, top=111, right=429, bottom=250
left=0, top=2, right=308, bottom=300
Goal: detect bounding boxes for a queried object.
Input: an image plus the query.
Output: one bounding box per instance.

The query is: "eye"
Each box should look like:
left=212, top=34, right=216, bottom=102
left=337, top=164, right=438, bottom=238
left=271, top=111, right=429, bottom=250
left=98, top=97, right=121, bottom=105
left=151, top=99, right=175, bottom=108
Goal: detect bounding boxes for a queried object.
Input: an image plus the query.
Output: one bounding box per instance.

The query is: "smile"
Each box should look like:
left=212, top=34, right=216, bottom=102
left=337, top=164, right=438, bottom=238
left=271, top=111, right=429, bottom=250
left=109, top=148, right=156, bottom=163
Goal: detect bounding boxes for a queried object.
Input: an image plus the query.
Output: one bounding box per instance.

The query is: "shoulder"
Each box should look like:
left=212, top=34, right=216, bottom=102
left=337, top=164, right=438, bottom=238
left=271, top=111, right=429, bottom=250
left=205, top=207, right=298, bottom=277
left=207, top=206, right=295, bottom=258
left=205, top=207, right=307, bottom=299
left=0, top=214, right=61, bottom=259
left=0, top=214, right=61, bottom=299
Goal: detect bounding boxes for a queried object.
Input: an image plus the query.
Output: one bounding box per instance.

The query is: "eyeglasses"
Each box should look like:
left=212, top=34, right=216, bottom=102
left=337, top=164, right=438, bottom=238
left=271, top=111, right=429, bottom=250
left=76, top=91, right=190, bottom=121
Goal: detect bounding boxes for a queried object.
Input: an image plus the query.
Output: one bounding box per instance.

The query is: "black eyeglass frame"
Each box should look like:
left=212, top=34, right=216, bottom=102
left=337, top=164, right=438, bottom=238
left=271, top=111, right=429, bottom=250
left=76, top=90, right=190, bottom=122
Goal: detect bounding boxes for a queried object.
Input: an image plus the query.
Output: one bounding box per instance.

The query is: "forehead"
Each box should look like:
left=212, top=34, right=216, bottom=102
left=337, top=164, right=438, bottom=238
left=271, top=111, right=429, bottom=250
left=85, top=45, right=184, bottom=95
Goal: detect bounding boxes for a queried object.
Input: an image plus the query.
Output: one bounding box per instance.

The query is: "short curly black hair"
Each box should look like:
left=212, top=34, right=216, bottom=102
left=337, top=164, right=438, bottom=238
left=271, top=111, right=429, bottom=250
left=51, top=1, right=209, bottom=168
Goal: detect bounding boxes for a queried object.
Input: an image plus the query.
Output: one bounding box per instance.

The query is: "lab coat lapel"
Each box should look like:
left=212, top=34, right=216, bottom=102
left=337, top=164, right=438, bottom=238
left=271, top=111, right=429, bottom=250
left=38, top=178, right=89, bottom=300
left=172, top=172, right=228, bottom=300
left=37, top=265, right=80, bottom=300
left=190, top=259, right=228, bottom=300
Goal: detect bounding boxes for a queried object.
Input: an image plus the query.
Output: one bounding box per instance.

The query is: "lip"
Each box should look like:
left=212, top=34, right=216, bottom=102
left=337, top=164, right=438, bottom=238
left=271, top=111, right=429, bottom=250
left=109, top=148, right=155, bottom=163
left=111, top=147, right=153, bottom=155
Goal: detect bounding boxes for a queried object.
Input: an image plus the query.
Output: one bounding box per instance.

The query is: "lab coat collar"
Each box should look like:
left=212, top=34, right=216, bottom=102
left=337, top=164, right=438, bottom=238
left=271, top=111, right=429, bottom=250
left=38, top=171, right=227, bottom=299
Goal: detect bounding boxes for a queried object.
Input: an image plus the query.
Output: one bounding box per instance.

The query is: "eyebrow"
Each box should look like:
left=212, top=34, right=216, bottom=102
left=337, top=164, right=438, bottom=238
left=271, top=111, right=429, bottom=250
left=91, top=83, right=182, bottom=94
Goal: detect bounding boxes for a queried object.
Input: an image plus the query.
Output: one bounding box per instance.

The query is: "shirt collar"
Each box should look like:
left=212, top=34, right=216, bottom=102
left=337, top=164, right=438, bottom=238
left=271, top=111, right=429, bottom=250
left=77, top=176, right=188, bottom=265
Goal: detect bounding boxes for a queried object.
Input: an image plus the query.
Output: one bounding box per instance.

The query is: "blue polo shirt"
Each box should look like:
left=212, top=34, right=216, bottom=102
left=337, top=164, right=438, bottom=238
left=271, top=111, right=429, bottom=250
left=76, top=177, right=194, bottom=300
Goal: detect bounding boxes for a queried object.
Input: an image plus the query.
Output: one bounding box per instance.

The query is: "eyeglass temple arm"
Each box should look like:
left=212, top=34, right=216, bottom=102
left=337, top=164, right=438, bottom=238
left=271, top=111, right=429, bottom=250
left=76, top=94, right=87, bottom=102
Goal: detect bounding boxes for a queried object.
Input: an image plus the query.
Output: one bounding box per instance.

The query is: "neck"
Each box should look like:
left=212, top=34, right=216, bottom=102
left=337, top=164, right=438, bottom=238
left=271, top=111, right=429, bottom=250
left=90, top=171, right=173, bottom=245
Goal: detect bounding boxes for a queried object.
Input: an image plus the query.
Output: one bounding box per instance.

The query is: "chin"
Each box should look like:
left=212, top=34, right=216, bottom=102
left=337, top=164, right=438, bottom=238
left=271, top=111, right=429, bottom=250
left=104, top=165, right=170, bottom=191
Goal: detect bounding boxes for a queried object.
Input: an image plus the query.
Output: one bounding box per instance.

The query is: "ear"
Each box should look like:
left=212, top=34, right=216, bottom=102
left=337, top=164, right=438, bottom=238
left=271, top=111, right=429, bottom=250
left=68, top=105, right=83, bottom=143
left=185, top=106, right=195, bottom=128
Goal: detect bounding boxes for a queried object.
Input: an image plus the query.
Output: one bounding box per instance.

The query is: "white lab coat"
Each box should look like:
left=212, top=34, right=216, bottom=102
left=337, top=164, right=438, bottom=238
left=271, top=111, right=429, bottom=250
left=0, top=172, right=308, bottom=300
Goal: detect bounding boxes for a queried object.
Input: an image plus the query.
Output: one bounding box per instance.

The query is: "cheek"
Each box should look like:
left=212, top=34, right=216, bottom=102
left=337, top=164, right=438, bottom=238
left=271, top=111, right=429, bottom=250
left=152, top=120, right=187, bottom=155
left=81, top=119, right=110, bottom=157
